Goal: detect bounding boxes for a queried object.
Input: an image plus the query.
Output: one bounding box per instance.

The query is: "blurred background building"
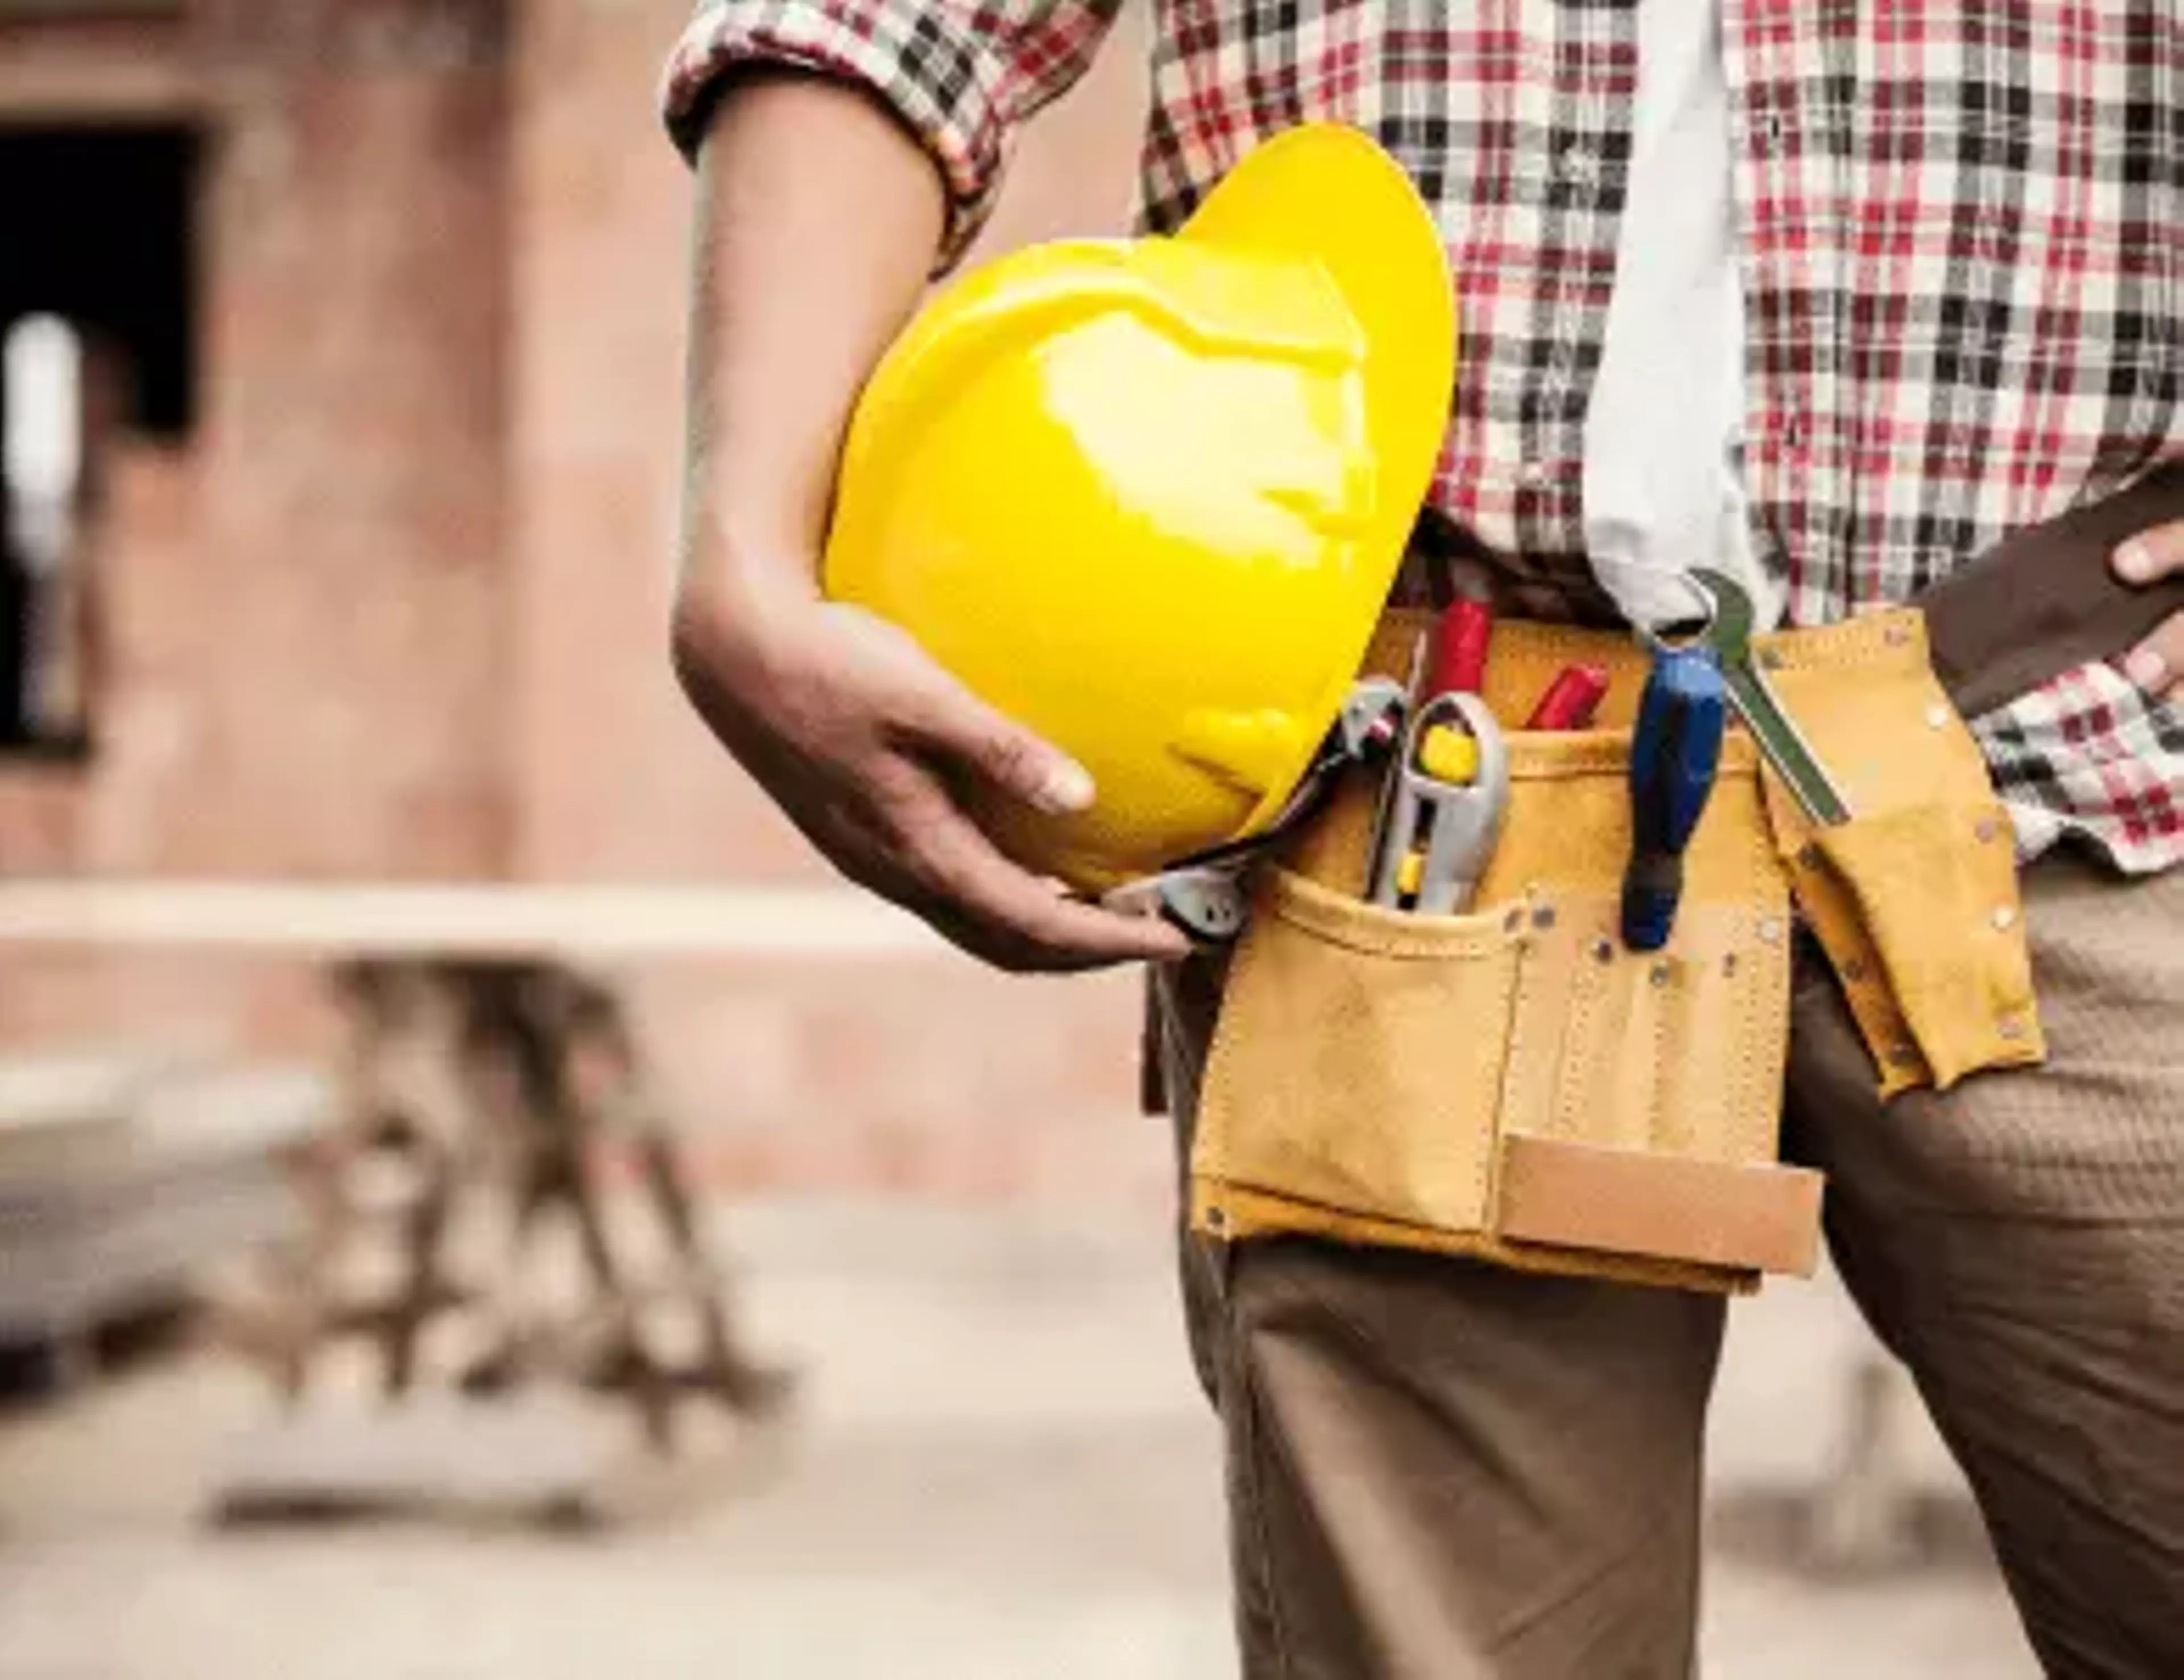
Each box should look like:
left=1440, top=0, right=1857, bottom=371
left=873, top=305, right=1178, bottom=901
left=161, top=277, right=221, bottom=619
left=0, top=0, right=1161, bottom=1202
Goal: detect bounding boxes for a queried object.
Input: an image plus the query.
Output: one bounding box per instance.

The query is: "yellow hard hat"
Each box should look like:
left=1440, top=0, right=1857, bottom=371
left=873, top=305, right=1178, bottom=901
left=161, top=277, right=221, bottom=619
left=822, top=122, right=1457, bottom=891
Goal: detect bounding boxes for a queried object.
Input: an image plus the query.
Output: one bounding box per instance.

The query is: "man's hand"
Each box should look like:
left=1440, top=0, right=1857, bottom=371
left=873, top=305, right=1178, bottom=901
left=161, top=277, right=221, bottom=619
left=2114, top=523, right=2184, bottom=702
left=673, top=75, right=1188, bottom=973
left=671, top=579, right=1190, bottom=973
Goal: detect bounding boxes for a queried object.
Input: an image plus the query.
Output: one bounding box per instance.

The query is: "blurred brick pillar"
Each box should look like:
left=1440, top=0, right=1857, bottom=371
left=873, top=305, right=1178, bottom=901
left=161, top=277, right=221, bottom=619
left=0, top=2, right=1181, bottom=1199
left=183, top=0, right=515, bottom=878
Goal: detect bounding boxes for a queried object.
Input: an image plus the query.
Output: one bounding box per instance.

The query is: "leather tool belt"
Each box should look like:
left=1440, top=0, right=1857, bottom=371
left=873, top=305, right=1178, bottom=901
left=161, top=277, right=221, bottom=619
left=1177, top=461, right=2184, bottom=1296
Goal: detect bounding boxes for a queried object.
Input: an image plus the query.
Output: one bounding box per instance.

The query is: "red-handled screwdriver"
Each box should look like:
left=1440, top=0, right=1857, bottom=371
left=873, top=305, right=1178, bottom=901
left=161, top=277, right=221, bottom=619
left=1524, top=663, right=1611, bottom=731
left=1426, top=597, right=1495, bottom=698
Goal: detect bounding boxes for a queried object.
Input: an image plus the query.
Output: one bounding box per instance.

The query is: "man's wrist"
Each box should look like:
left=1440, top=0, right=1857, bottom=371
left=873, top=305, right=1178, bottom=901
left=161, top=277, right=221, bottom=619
left=674, top=523, right=825, bottom=679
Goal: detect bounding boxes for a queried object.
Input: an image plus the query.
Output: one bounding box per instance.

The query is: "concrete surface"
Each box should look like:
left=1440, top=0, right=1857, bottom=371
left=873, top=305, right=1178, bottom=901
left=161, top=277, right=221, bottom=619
left=0, top=1194, right=2038, bottom=1679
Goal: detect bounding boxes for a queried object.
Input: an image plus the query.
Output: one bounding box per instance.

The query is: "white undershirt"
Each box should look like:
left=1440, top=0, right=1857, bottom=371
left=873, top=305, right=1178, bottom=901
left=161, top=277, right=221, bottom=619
left=1582, top=1, right=1782, bottom=633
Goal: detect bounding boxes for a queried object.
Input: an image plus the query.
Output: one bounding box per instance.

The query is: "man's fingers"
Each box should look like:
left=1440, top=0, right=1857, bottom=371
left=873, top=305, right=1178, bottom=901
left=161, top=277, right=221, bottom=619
left=2114, top=519, right=2184, bottom=585
left=789, top=792, right=1113, bottom=970
left=2112, top=522, right=2184, bottom=701
left=2123, top=609, right=2184, bottom=702
left=882, top=781, right=1190, bottom=970
left=758, top=737, right=1183, bottom=970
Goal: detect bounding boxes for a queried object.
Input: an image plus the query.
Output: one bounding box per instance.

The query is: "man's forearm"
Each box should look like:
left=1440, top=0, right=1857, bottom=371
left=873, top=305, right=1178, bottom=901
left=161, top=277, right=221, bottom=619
left=667, top=71, right=1188, bottom=971
left=678, top=72, right=945, bottom=630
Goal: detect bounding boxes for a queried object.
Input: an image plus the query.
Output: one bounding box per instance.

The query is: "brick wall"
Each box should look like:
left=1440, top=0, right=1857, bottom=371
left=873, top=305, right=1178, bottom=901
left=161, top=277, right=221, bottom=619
left=504, top=0, right=1159, bottom=1195
left=510, top=0, right=1148, bottom=884
left=1, top=0, right=516, bottom=877
left=0, top=0, right=1174, bottom=1199
left=190, top=0, right=516, bottom=879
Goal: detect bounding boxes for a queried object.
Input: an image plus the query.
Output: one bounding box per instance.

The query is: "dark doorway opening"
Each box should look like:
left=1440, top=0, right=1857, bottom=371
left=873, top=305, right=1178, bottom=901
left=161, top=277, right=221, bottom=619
left=0, top=122, right=200, bottom=754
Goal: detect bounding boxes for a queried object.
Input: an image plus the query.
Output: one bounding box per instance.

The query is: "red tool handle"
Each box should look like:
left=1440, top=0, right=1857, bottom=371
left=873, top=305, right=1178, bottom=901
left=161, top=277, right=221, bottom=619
left=1426, top=598, right=1494, bottom=698
left=1525, top=663, right=1611, bottom=731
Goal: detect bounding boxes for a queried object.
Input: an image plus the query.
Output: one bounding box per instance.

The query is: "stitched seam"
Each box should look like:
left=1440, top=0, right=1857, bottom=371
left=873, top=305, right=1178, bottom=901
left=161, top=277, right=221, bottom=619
left=1490, top=925, right=1541, bottom=1216
left=1193, top=920, right=1271, bottom=1195
left=1205, top=1174, right=1494, bottom=1240
left=1224, top=1276, right=1298, bottom=1679
left=1266, top=872, right=1526, bottom=959
left=1471, top=930, right=1527, bottom=1226
left=1645, top=955, right=1673, bottom=1151
left=1742, top=896, right=1794, bottom=1160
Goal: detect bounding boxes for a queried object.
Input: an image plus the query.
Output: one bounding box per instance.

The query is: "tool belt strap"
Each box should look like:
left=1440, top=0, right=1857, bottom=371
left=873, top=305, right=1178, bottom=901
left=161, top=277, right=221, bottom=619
left=1920, top=458, right=2184, bottom=717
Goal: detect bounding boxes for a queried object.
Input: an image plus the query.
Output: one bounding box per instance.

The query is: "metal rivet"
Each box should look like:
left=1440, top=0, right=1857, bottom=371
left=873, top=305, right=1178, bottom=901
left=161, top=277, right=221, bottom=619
left=1975, top=816, right=2004, bottom=845
left=1591, top=938, right=1616, bottom=964
left=1758, top=648, right=1787, bottom=672
left=1998, top=1016, right=2028, bottom=1042
left=1884, top=624, right=1913, bottom=647
left=1926, top=703, right=1951, bottom=729
left=1992, top=905, right=2018, bottom=932
left=1532, top=905, right=1558, bottom=930
left=1206, top=1205, right=1228, bottom=1231
left=1841, top=958, right=1869, bottom=983
left=1797, top=843, right=1823, bottom=870
left=1722, top=953, right=1740, bottom=978
left=1757, top=917, right=1786, bottom=946
left=1650, top=963, right=1673, bottom=988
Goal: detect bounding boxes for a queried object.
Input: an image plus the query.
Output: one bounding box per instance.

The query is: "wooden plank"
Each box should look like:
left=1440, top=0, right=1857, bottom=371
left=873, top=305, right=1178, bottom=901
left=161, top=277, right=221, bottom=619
left=208, top=1392, right=642, bottom=1531
left=207, top=1389, right=781, bottom=1533
left=0, top=3, right=183, bottom=16
left=0, top=54, right=200, bottom=119
left=0, top=880, right=954, bottom=959
left=0, top=7, right=199, bottom=119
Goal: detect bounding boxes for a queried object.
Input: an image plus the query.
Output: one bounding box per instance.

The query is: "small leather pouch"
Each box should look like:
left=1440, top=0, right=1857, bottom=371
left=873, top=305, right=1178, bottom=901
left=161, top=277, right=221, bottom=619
left=1751, top=609, right=2045, bottom=1094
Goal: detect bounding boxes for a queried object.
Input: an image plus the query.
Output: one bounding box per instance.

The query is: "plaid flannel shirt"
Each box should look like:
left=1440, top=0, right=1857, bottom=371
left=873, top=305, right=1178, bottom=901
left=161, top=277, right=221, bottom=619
left=663, top=0, right=2184, bottom=873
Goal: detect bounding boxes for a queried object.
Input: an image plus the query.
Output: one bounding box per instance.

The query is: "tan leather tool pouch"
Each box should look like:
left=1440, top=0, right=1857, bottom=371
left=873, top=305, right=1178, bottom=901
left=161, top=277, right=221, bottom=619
left=1190, top=617, right=1820, bottom=1295
left=1753, top=609, right=2045, bottom=1095
left=1187, top=609, right=2044, bottom=1293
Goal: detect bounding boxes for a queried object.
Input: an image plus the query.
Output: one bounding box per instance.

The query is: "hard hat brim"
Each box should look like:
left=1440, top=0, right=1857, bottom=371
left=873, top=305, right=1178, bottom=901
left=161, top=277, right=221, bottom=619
left=1177, top=122, right=1457, bottom=525
left=1174, top=124, right=1457, bottom=855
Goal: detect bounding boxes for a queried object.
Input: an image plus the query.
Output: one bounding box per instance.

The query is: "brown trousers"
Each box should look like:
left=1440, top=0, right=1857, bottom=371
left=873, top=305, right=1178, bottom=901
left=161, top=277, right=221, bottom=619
left=1152, top=850, right=2184, bottom=1678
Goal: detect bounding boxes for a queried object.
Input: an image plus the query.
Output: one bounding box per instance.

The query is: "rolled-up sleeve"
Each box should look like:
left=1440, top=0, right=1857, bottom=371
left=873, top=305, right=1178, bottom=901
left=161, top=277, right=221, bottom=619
left=661, top=0, right=1124, bottom=271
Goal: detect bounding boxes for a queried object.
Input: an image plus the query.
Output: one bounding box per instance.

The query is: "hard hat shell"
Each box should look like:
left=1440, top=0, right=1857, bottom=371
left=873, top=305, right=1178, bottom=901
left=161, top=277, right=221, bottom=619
left=821, top=122, right=1457, bottom=891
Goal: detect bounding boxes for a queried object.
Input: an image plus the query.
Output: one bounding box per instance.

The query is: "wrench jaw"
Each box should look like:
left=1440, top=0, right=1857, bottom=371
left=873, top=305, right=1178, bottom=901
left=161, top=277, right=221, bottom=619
left=1679, top=569, right=1855, bottom=829
left=1686, top=568, right=1757, bottom=646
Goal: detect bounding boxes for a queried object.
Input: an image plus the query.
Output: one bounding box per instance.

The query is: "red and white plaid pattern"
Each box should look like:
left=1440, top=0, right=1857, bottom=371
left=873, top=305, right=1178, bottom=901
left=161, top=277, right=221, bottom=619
left=663, top=0, right=2184, bottom=872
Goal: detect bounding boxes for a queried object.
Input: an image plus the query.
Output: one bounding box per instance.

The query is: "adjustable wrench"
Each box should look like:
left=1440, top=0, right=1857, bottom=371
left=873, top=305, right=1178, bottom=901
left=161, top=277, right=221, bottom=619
left=1682, top=569, right=1853, bottom=827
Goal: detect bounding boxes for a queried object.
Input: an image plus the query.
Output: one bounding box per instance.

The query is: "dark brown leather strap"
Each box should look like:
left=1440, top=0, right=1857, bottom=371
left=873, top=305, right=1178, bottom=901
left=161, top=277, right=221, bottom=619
left=1921, top=458, right=2184, bottom=718
left=1139, top=973, right=1168, bottom=1116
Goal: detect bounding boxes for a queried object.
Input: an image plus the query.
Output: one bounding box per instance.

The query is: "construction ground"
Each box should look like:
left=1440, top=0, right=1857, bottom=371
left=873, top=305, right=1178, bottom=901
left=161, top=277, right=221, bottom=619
left=0, top=1192, right=2037, bottom=1679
